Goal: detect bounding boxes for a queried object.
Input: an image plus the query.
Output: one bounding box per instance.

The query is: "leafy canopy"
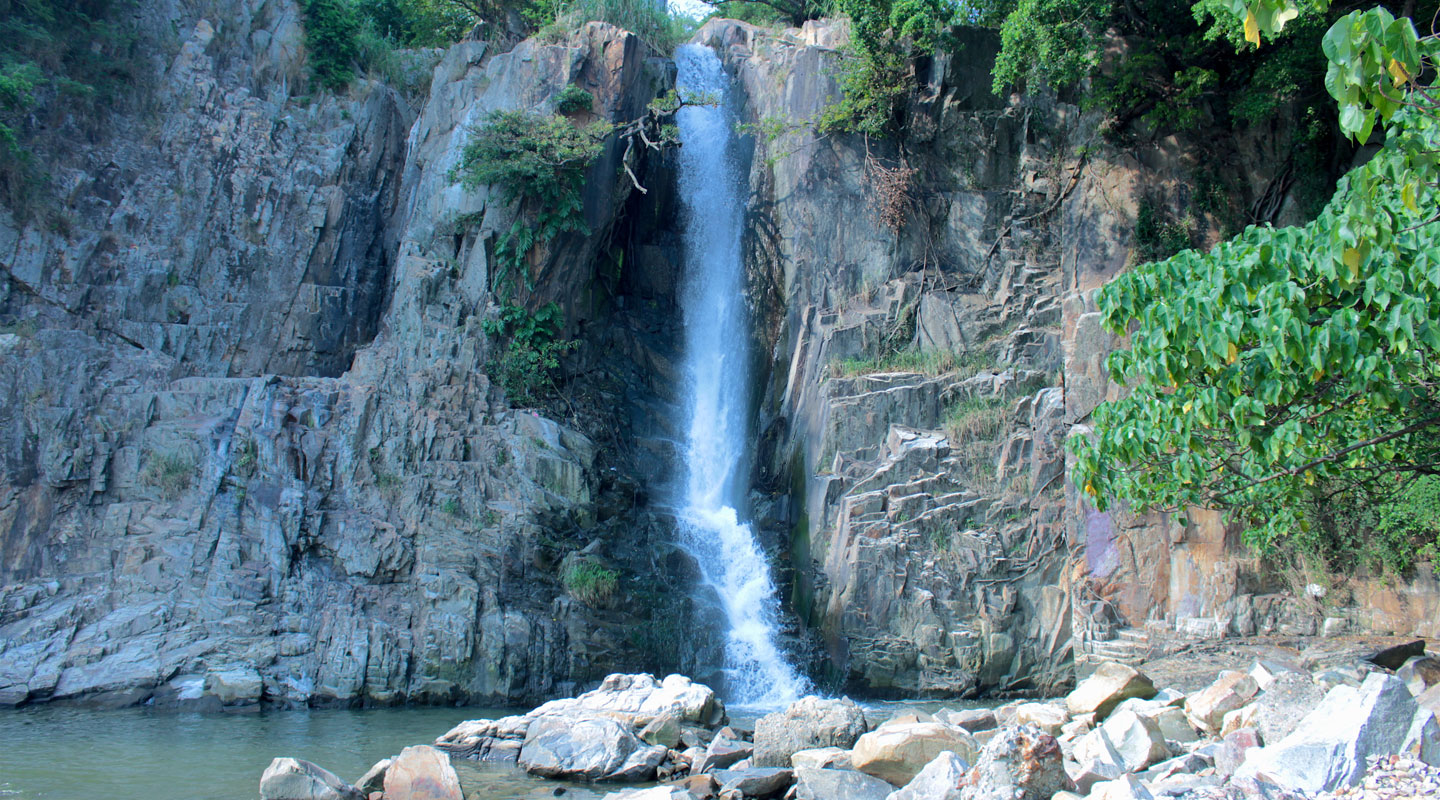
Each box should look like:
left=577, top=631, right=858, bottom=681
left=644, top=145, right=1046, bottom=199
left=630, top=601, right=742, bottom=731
left=1072, top=1, right=1440, bottom=551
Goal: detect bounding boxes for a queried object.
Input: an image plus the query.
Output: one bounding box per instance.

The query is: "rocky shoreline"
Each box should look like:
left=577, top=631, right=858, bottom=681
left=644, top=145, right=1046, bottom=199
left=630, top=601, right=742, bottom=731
left=258, top=641, right=1440, bottom=800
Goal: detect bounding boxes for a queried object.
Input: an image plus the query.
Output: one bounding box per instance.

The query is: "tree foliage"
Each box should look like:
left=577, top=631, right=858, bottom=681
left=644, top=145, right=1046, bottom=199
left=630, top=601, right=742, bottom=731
left=1072, top=2, right=1440, bottom=556
left=303, top=0, right=364, bottom=90
left=452, top=109, right=611, bottom=294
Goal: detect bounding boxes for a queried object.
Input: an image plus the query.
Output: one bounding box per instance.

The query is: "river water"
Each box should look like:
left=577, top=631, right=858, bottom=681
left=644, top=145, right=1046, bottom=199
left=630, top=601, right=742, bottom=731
left=0, top=699, right=981, bottom=799
left=0, top=705, right=609, bottom=800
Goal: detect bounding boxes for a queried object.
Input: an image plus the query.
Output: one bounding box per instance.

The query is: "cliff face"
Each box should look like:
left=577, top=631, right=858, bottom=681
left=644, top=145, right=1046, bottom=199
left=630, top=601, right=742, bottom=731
left=3, top=5, right=1436, bottom=711
left=696, top=18, right=1440, bottom=697
left=0, top=2, right=703, bottom=709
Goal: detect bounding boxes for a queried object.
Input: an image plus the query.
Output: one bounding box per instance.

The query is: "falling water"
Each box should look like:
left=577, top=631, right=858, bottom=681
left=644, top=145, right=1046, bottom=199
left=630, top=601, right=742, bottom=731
left=672, top=44, right=809, bottom=706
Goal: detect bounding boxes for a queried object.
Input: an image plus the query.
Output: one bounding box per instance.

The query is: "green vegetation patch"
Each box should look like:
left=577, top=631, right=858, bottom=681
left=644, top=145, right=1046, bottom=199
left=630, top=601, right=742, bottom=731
left=563, top=560, right=619, bottom=607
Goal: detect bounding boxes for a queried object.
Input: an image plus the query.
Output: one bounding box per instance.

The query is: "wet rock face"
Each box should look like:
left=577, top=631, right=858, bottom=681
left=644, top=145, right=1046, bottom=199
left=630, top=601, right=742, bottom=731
left=0, top=5, right=687, bottom=708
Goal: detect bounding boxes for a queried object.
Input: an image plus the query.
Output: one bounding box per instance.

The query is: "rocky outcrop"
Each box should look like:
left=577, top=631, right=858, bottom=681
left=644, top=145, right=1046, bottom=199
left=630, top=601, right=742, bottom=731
left=0, top=1, right=696, bottom=708
left=693, top=16, right=1440, bottom=697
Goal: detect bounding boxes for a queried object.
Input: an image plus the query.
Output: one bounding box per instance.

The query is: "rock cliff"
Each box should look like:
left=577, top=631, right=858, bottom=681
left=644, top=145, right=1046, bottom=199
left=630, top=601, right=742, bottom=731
left=0, top=2, right=706, bottom=708
left=694, top=18, right=1440, bottom=696
left=3, top=5, right=1437, bottom=710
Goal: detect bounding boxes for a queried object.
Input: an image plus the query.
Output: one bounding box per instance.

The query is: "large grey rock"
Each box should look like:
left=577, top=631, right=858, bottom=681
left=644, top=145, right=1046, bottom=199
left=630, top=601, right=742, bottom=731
left=753, top=696, right=868, bottom=767
left=959, top=725, right=1068, bottom=800
left=260, top=758, right=362, bottom=800
left=713, top=767, right=794, bottom=798
left=1251, top=671, right=1324, bottom=745
left=1066, top=663, right=1156, bottom=720
left=382, top=746, right=462, bottom=800
left=885, top=751, right=969, bottom=800
left=1094, top=710, right=1169, bottom=771
left=694, top=732, right=753, bottom=774
left=531, top=674, right=719, bottom=726
left=1236, top=673, right=1440, bottom=792
left=852, top=723, right=979, bottom=785
left=792, top=767, right=896, bottom=800
left=520, top=714, right=664, bottom=781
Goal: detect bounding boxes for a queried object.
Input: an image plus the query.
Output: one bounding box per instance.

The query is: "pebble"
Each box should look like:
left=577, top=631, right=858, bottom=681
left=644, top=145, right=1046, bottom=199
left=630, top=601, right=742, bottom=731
left=1316, top=755, right=1440, bottom=800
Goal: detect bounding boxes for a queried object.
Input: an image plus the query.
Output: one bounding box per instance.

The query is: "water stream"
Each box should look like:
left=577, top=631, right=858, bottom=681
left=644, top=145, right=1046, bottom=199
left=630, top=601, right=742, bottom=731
left=672, top=44, right=810, bottom=706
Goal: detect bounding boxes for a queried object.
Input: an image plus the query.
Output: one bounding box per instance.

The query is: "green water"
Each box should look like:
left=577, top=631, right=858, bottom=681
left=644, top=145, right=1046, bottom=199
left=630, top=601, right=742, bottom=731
left=0, top=698, right=990, bottom=800
left=0, top=705, right=609, bottom=800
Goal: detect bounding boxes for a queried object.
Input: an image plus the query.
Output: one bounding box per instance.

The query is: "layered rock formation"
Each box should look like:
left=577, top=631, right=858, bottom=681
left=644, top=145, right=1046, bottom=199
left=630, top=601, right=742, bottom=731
left=0, top=2, right=703, bottom=708
left=694, top=17, right=1440, bottom=696
left=4, top=3, right=1438, bottom=710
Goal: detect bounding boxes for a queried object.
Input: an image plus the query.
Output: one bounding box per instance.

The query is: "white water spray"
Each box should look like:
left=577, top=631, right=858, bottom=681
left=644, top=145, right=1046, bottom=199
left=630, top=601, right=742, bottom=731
left=673, top=44, right=809, bottom=706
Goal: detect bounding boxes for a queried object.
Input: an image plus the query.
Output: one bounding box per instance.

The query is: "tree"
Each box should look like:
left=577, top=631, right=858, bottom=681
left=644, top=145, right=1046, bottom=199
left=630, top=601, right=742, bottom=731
left=1071, top=2, right=1440, bottom=552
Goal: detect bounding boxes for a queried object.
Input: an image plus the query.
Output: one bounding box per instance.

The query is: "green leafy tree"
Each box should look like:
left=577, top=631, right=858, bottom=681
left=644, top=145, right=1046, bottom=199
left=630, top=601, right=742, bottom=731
left=452, top=109, right=611, bottom=294
left=1072, top=2, right=1440, bottom=553
left=302, top=0, right=363, bottom=90
left=991, top=0, right=1108, bottom=95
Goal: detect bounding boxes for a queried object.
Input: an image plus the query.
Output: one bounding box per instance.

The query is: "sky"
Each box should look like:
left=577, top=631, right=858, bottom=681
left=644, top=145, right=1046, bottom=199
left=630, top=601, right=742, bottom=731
left=668, top=0, right=713, bottom=20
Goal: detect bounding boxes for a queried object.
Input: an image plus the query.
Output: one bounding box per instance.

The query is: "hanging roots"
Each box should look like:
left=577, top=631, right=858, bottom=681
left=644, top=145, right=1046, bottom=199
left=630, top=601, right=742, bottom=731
left=865, top=153, right=918, bottom=234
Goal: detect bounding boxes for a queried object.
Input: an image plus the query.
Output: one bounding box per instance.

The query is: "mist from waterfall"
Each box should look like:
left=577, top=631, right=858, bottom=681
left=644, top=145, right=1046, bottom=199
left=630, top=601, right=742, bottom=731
left=672, top=43, right=809, bottom=706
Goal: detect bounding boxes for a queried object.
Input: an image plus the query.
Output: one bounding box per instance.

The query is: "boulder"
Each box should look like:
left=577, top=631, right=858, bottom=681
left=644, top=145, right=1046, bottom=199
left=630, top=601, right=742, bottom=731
left=529, top=673, right=720, bottom=726
left=1066, top=663, right=1156, bottom=720
left=1067, top=733, right=1125, bottom=796
left=260, top=758, right=363, bottom=800
left=1184, top=671, right=1258, bottom=734
left=1087, top=775, right=1154, bottom=800
left=1368, top=640, right=1428, bottom=670
left=886, top=751, right=968, bottom=800
left=790, top=747, right=852, bottom=770
left=753, top=696, right=868, bottom=768
left=1235, top=673, right=1440, bottom=792
left=382, top=746, right=462, bottom=800
left=1151, top=708, right=1198, bottom=744
left=1399, top=657, right=1440, bottom=697
left=694, top=732, right=753, bottom=774
left=936, top=708, right=996, bottom=733
left=642, top=713, right=684, bottom=749
left=353, top=759, right=389, bottom=794
left=677, top=774, right=720, bottom=799
left=1095, top=710, right=1169, bottom=771
left=958, top=725, right=1068, bottom=800
left=1215, top=728, right=1261, bottom=777
left=520, top=714, right=664, bottom=781
left=792, top=767, right=896, bottom=800
left=1250, top=670, right=1323, bottom=746
left=1012, top=703, right=1068, bottom=735
left=713, top=767, right=794, bottom=798
left=852, top=723, right=979, bottom=785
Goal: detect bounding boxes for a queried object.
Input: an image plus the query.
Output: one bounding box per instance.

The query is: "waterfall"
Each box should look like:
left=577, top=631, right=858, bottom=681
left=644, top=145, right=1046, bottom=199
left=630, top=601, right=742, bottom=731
left=672, top=43, right=809, bottom=707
